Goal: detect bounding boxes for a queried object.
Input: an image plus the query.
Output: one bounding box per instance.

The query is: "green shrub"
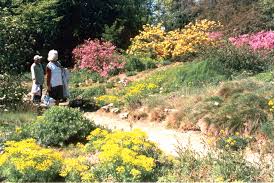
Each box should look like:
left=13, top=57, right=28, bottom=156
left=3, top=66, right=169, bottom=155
left=125, top=56, right=146, bottom=72
left=261, top=121, right=274, bottom=141
left=69, top=88, right=84, bottom=100
left=126, top=71, right=138, bottom=76
left=29, top=106, right=95, bottom=146
left=201, top=44, right=273, bottom=76
left=125, top=56, right=157, bottom=72
left=70, top=69, right=105, bottom=85
left=211, top=150, right=259, bottom=182
left=216, top=134, right=250, bottom=151
left=254, top=71, right=274, bottom=82
left=0, top=74, right=27, bottom=111
left=81, top=86, right=106, bottom=99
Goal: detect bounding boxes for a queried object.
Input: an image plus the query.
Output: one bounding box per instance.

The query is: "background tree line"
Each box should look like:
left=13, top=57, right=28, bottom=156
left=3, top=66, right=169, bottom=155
left=0, top=0, right=273, bottom=73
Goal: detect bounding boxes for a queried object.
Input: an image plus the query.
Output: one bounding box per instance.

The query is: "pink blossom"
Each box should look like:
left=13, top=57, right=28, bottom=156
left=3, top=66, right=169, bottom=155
left=229, top=31, right=274, bottom=51
left=208, top=32, right=223, bottom=40
left=73, top=39, right=125, bottom=77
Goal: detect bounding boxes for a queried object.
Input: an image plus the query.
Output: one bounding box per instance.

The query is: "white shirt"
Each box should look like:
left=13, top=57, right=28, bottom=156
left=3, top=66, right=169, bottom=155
left=47, top=62, right=63, bottom=87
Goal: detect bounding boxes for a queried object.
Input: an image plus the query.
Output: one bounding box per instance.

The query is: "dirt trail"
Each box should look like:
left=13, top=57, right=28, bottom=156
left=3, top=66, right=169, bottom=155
left=84, top=111, right=273, bottom=166
left=84, top=112, right=209, bottom=156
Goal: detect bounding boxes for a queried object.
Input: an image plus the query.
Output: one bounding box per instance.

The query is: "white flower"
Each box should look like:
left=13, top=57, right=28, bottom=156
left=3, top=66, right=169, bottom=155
left=214, top=101, right=219, bottom=106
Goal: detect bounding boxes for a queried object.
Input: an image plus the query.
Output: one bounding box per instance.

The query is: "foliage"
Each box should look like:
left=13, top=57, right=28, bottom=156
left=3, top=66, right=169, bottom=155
left=73, top=39, right=125, bottom=77
left=85, top=128, right=163, bottom=182
left=196, top=0, right=274, bottom=35
left=0, top=0, right=66, bottom=73
left=0, top=74, right=27, bottom=111
left=201, top=43, right=273, bottom=76
left=211, top=150, right=258, bottom=182
left=0, top=139, right=62, bottom=182
left=125, top=56, right=157, bottom=72
left=70, top=69, right=105, bottom=86
left=127, top=19, right=221, bottom=59
left=29, top=106, right=94, bottom=146
left=261, top=121, right=274, bottom=141
left=216, top=132, right=251, bottom=150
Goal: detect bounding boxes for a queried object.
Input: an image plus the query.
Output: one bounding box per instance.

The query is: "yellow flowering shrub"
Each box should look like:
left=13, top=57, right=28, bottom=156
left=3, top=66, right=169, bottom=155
left=127, top=23, right=169, bottom=59
left=85, top=128, right=162, bottom=182
left=0, top=139, right=62, bottom=182
left=125, top=82, right=158, bottom=98
left=169, top=19, right=222, bottom=57
left=95, top=95, right=120, bottom=106
left=268, top=98, right=274, bottom=112
left=60, top=156, right=94, bottom=182
left=127, top=19, right=222, bottom=59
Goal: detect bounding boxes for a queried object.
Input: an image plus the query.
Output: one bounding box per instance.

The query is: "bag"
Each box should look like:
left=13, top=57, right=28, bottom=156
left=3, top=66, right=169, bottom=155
left=42, top=95, right=56, bottom=107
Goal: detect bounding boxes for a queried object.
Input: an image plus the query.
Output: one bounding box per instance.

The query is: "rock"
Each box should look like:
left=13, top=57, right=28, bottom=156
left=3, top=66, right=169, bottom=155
left=107, top=103, right=114, bottom=107
left=196, top=117, right=209, bottom=135
left=110, top=108, right=120, bottom=113
left=164, top=108, right=178, bottom=113
left=101, top=105, right=110, bottom=112
left=119, top=112, right=129, bottom=119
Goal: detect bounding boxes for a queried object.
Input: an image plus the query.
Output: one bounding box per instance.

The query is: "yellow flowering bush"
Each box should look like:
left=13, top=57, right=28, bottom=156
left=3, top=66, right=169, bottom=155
left=85, top=128, right=162, bottom=182
left=60, top=156, right=94, bottom=182
left=127, top=23, right=169, bottom=59
left=95, top=95, right=120, bottom=107
left=127, top=19, right=222, bottom=59
left=125, top=82, right=158, bottom=98
left=268, top=98, right=274, bottom=112
left=0, top=139, right=62, bottom=182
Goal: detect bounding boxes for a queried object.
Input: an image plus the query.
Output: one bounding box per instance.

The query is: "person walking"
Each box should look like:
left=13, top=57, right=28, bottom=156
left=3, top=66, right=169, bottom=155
left=31, top=55, right=44, bottom=103
left=46, top=50, right=63, bottom=105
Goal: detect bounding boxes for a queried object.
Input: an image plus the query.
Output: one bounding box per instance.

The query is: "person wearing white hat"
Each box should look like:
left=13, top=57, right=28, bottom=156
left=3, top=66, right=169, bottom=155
left=31, top=55, right=44, bottom=103
left=46, top=50, right=63, bottom=105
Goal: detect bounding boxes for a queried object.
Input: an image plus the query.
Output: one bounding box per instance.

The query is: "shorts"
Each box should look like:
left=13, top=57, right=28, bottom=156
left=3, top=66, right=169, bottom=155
left=49, top=85, right=63, bottom=100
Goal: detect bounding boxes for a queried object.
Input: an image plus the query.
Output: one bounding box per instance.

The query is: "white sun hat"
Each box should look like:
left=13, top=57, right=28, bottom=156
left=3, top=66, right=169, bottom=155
left=47, top=49, right=58, bottom=62
left=33, top=55, right=42, bottom=61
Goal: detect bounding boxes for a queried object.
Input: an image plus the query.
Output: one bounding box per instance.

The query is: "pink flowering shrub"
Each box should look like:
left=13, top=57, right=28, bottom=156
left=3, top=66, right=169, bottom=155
left=73, top=39, right=125, bottom=77
left=229, top=31, right=274, bottom=51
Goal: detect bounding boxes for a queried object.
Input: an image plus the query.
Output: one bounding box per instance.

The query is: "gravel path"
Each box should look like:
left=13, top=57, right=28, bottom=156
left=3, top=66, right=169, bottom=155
left=84, top=112, right=209, bottom=156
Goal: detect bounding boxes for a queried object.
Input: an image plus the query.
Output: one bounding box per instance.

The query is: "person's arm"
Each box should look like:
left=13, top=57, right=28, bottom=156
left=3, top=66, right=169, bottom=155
left=31, top=65, right=36, bottom=83
left=46, top=67, right=51, bottom=91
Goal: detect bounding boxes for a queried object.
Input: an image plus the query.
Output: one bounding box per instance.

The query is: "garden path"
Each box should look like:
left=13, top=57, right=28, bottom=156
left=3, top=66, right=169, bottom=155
left=84, top=111, right=209, bottom=156
left=84, top=112, right=272, bottom=166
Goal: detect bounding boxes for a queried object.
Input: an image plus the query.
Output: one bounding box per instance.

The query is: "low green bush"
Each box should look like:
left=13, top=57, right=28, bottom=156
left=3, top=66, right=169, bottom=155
left=200, top=44, right=273, bottom=76
left=29, top=106, right=95, bottom=146
left=211, top=150, right=259, bottom=182
left=0, top=74, right=27, bottom=111
left=70, top=69, right=105, bottom=85
left=124, top=56, right=157, bottom=73
left=69, top=86, right=106, bottom=100
left=261, top=121, right=274, bottom=141
left=81, top=86, right=106, bottom=99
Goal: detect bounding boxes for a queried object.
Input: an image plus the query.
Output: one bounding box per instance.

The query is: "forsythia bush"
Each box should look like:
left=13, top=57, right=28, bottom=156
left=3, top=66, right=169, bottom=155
left=85, top=128, right=162, bottom=182
left=73, top=39, right=125, bottom=77
left=127, top=19, right=221, bottom=59
left=0, top=139, right=62, bottom=182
